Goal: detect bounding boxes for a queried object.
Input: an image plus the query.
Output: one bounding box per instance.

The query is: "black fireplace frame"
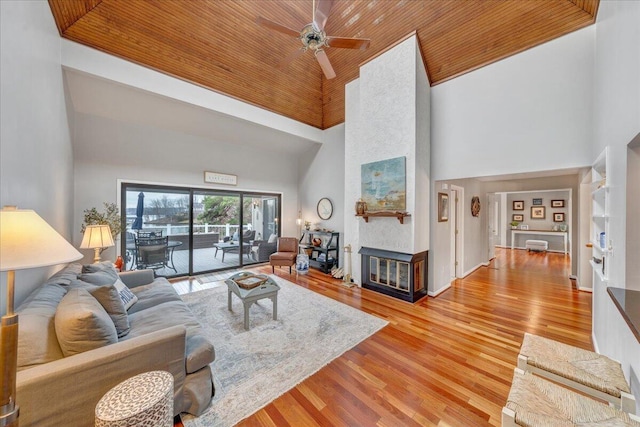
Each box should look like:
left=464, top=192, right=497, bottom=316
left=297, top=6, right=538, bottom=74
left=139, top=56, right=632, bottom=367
left=359, top=246, right=428, bottom=303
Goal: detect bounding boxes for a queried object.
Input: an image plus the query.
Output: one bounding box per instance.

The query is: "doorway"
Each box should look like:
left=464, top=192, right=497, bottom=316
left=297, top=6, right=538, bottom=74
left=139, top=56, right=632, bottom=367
left=450, top=185, right=464, bottom=280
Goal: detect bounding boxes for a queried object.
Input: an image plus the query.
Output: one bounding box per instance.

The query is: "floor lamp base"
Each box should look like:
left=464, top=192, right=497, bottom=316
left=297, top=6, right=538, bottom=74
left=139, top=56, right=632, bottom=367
left=1, top=313, right=19, bottom=427
left=0, top=405, right=19, bottom=427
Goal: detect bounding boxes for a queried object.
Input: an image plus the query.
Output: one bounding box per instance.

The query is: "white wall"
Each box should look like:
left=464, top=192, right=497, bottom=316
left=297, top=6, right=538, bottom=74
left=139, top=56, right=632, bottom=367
left=0, top=1, right=75, bottom=312
left=72, top=113, right=300, bottom=263
left=431, top=26, right=595, bottom=181
left=298, top=124, right=345, bottom=264
left=591, top=0, right=640, bottom=404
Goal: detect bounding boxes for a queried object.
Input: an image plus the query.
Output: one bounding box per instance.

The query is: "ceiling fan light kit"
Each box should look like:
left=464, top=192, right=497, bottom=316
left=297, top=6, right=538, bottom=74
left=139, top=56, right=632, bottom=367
left=256, top=0, right=370, bottom=79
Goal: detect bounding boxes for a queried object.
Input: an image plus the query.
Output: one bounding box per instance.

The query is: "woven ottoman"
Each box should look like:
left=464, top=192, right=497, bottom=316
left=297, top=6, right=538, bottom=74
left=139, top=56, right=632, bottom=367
left=95, top=370, right=174, bottom=427
left=525, top=240, right=548, bottom=252
left=502, top=369, right=640, bottom=426
left=517, top=332, right=636, bottom=413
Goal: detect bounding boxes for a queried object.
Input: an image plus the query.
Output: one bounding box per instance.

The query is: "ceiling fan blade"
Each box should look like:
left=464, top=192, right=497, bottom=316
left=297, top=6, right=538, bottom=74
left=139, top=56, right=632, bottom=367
left=315, top=50, right=336, bottom=79
left=278, top=48, right=306, bottom=70
left=313, top=0, right=334, bottom=32
left=326, top=36, right=371, bottom=50
left=256, top=16, right=300, bottom=38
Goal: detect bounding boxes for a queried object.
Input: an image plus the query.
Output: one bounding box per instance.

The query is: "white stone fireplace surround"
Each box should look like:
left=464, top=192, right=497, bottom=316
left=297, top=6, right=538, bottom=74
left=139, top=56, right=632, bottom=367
left=343, top=34, right=431, bottom=293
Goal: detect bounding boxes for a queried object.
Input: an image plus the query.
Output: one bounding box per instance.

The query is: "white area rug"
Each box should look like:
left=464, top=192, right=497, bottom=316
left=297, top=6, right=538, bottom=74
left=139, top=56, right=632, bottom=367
left=181, top=275, right=387, bottom=427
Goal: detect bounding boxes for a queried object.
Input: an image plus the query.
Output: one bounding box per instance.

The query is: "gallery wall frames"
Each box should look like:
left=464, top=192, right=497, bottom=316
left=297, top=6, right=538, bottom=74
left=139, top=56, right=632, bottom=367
left=554, top=212, right=565, bottom=222
left=513, top=201, right=524, bottom=210
left=531, top=206, right=545, bottom=219
left=513, top=214, right=524, bottom=222
left=551, top=199, right=565, bottom=208
left=532, top=198, right=543, bottom=206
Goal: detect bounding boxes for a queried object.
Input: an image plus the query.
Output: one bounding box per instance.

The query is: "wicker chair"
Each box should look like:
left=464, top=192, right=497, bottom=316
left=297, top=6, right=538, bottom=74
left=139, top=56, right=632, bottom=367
left=269, top=237, right=298, bottom=273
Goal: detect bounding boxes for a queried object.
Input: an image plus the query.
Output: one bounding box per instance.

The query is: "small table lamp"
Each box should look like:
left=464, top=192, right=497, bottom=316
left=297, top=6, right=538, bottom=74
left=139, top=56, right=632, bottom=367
left=80, top=224, right=115, bottom=263
left=0, top=206, right=83, bottom=427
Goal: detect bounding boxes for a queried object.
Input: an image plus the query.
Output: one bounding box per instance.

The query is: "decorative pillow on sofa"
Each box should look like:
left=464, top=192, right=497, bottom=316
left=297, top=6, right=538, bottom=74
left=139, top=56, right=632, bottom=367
left=267, top=233, right=277, bottom=244
left=16, top=284, right=68, bottom=369
left=71, top=279, right=130, bottom=338
left=78, top=262, right=119, bottom=286
left=54, top=288, right=118, bottom=357
left=113, top=278, right=138, bottom=311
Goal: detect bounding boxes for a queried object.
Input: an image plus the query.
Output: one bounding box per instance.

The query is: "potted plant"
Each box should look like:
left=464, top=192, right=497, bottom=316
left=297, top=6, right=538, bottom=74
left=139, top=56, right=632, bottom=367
left=510, top=221, right=519, bottom=229
left=81, top=202, right=122, bottom=240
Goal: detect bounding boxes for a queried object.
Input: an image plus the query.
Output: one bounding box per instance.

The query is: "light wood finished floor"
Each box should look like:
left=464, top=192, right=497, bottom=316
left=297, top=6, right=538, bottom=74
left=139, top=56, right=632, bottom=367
left=174, top=248, right=591, bottom=426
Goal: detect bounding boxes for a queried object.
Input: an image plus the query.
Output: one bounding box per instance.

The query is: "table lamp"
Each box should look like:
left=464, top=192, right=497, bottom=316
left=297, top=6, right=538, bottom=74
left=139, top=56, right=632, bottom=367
left=80, top=224, right=115, bottom=263
left=0, top=206, right=83, bottom=427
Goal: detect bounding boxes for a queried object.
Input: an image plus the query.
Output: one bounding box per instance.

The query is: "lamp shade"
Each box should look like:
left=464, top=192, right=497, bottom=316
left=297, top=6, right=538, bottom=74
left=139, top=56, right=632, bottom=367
left=0, top=207, right=82, bottom=271
left=80, top=224, right=115, bottom=250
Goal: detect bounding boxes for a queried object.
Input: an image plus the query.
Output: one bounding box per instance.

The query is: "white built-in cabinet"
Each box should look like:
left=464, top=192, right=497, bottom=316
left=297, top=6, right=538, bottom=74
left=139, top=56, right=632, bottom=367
left=590, top=147, right=611, bottom=282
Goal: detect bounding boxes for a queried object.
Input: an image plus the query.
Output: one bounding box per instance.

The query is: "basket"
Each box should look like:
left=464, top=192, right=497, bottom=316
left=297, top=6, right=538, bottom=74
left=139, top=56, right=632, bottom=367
left=234, top=275, right=268, bottom=289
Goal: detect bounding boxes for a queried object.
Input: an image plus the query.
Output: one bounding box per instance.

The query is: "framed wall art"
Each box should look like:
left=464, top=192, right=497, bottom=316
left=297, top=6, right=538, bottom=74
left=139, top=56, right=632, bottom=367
left=512, top=214, right=524, bottom=222
left=531, top=206, right=545, bottom=219
left=513, top=200, right=524, bottom=210
left=554, top=212, right=565, bottom=222
left=551, top=199, right=565, bottom=208
left=437, top=192, right=449, bottom=222
left=532, top=198, right=543, bottom=206
left=361, top=157, right=406, bottom=212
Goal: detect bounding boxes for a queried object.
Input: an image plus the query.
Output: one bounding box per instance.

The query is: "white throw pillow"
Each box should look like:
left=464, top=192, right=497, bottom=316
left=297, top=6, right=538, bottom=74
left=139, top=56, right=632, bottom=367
left=113, top=278, right=138, bottom=311
left=268, top=233, right=277, bottom=244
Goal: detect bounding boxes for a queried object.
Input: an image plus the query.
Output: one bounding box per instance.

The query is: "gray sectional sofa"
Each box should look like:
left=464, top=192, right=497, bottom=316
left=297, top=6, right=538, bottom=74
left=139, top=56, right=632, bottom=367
left=15, top=262, right=215, bottom=427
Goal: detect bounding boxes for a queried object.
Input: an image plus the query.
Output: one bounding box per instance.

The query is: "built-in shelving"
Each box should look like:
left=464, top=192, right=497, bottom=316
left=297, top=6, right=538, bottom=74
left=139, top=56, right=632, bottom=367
left=591, top=147, right=611, bottom=282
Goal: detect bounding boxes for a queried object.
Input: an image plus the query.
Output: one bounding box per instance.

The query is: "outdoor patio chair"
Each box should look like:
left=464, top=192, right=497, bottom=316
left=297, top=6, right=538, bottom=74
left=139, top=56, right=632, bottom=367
left=135, top=235, right=170, bottom=272
left=269, top=237, right=298, bottom=273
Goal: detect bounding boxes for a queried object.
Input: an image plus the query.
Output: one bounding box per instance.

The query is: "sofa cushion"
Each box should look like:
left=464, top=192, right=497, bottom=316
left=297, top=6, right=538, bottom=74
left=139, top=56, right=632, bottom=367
left=16, top=284, right=67, bottom=369
left=71, top=279, right=130, bottom=338
left=78, top=262, right=119, bottom=286
left=41, top=263, right=83, bottom=287
left=127, top=279, right=182, bottom=314
left=123, top=300, right=213, bottom=373
left=55, top=288, right=118, bottom=357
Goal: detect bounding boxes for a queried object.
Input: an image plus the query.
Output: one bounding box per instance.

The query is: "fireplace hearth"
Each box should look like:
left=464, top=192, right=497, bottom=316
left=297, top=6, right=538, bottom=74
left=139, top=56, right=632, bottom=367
left=359, top=247, right=427, bottom=303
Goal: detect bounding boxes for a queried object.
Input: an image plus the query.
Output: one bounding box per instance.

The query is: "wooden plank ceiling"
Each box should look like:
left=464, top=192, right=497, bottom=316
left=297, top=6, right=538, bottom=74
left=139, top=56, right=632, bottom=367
left=48, top=0, right=598, bottom=130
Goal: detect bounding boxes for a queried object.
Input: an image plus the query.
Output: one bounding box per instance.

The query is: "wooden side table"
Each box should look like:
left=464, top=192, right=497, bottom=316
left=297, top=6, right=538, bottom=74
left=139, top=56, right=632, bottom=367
left=95, top=370, right=173, bottom=427
left=225, top=271, right=281, bottom=330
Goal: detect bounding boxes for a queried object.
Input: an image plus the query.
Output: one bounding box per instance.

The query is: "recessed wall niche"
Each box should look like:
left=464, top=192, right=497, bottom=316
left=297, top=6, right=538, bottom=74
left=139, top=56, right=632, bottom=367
left=626, top=133, right=640, bottom=291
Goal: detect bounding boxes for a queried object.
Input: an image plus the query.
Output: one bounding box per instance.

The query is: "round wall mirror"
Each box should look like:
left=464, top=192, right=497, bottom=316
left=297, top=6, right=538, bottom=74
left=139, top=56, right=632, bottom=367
left=317, top=198, right=333, bottom=220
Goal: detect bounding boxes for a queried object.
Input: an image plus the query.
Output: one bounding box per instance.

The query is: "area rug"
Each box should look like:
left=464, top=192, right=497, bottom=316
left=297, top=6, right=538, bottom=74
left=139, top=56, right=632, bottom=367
left=180, top=275, right=387, bottom=427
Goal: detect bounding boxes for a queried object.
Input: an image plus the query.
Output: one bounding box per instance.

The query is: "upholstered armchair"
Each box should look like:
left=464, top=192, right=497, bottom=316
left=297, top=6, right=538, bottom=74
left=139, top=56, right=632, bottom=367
left=269, top=237, right=298, bottom=273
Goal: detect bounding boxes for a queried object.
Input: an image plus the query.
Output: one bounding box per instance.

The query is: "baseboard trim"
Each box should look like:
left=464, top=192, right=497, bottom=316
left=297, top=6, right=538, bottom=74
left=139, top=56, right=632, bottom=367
left=428, top=283, right=451, bottom=297
left=462, top=262, right=489, bottom=278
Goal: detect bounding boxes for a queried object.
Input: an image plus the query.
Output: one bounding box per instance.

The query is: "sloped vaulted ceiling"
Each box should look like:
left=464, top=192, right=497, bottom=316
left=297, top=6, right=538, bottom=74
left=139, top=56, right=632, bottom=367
left=48, top=0, right=598, bottom=129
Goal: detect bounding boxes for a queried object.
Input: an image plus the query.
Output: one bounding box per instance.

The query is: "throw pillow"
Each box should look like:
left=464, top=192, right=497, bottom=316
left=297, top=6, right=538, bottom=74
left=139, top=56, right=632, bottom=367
left=81, top=260, right=116, bottom=274
left=55, top=288, right=118, bottom=357
left=71, top=279, right=130, bottom=338
left=78, top=263, right=119, bottom=286
left=268, top=233, right=277, bottom=244
left=113, top=278, right=138, bottom=311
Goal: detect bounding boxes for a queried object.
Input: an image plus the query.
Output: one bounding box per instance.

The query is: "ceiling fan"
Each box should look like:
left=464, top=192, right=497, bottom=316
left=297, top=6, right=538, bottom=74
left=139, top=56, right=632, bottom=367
left=256, top=0, right=370, bottom=79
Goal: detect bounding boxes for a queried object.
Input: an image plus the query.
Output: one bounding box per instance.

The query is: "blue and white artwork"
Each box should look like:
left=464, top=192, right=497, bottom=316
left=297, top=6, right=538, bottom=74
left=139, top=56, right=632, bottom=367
left=361, top=157, right=406, bottom=211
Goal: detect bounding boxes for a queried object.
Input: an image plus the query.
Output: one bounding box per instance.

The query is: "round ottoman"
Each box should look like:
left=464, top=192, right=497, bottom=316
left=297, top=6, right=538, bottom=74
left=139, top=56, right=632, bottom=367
left=95, top=370, right=174, bottom=427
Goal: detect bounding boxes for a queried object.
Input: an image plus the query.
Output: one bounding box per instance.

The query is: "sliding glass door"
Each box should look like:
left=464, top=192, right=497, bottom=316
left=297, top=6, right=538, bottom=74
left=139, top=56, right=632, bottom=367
left=121, top=183, right=280, bottom=278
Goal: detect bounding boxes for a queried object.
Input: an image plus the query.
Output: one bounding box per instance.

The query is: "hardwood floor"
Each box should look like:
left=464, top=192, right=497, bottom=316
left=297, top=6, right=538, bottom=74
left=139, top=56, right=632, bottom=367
left=173, top=248, right=591, bottom=426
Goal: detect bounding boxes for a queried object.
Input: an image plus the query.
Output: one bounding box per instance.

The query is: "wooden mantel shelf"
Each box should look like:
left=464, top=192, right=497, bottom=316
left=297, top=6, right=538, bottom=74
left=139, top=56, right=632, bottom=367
left=356, top=212, right=410, bottom=224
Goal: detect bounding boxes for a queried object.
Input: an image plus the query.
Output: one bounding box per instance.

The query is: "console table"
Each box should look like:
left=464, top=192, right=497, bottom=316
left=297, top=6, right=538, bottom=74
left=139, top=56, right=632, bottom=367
left=511, top=229, right=568, bottom=254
